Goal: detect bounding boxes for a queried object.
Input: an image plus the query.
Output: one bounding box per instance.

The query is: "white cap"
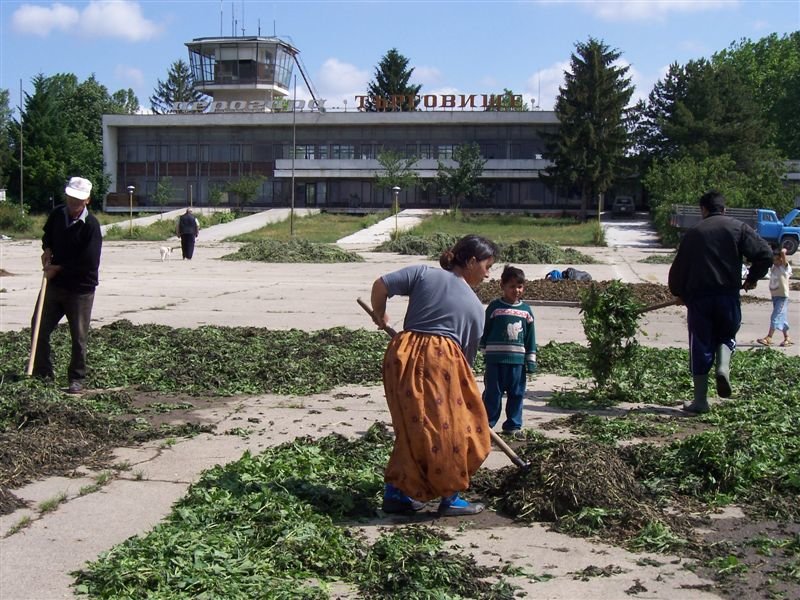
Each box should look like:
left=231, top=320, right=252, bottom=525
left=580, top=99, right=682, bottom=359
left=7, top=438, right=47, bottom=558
left=65, top=177, right=92, bottom=200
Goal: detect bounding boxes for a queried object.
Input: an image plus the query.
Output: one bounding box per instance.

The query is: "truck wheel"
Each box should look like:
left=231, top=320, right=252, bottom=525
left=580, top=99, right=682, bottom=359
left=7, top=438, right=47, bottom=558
left=780, top=236, right=799, bottom=255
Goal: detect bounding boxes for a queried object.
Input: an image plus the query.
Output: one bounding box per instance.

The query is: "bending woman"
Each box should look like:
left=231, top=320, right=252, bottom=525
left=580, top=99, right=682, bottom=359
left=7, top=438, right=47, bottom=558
left=370, top=234, right=498, bottom=516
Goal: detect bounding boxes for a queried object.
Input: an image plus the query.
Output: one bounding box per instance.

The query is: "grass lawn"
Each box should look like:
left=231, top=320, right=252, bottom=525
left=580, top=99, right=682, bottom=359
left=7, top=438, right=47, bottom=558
left=407, top=213, right=603, bottom=246
left=229, top=211, right=389, bottom=243
left=2, top=211, right=145, bottom=240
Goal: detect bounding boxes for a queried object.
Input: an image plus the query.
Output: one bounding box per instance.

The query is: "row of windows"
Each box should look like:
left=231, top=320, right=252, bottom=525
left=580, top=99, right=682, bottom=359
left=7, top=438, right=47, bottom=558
left=118, top=141, right=544, bottom=163
left=122, top=178, right=563, bottom=209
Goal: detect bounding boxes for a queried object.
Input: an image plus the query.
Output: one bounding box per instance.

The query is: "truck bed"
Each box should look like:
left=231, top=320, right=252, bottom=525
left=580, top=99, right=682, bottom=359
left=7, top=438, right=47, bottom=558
left=670, top=205, right=758, bottom=230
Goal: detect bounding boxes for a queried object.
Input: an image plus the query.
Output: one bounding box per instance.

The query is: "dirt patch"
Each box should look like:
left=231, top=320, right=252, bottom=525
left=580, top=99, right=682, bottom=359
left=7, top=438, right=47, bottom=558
left=693, top=518, right=800, bottom=600
left=0, top=269, right=13, bottom=277
left=475, top=279, right=769, bottom=306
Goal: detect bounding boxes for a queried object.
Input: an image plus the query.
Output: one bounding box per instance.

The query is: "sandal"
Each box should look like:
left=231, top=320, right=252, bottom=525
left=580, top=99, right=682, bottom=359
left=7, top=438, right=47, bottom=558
left=756, top=337, right=772, bottom=346
left=780, top=339, right=793, bottom=347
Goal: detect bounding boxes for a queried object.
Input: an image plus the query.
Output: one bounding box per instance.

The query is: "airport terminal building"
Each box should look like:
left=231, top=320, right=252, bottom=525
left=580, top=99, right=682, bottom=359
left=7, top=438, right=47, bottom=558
left=101, top=36, right=593, bottom=212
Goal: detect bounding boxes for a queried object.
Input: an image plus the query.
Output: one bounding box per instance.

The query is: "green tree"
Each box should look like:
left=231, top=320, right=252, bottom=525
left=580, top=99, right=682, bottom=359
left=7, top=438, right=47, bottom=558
left=226, top=175, right=265, bottom=212
left=484, top=88, right=529, bottom=112
left=436, top=142, right=487, bottom=213
left=150, top=60, right=203, bottom=114
left=152, top=176, right=174, bottom=217
left=6, top=73, right=140, bottom=210
left=643, top=154, right=794, bottom=245
left=543, top=37, right=634, bottom=220
left=0, top=88, right=13, bottom=189
left=375, top=150, right=420, bottom=194
left=110, top=88, right=140, bottom=115
left=712, top=33, right=800, bottom=158
left=365, top=49, right=421, bottom=112
left=635, top=59, right=767, bottom=174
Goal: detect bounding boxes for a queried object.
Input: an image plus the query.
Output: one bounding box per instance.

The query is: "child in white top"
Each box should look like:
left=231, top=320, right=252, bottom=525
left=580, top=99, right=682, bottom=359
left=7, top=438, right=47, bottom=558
left=757, top=248, right=792, bottom=347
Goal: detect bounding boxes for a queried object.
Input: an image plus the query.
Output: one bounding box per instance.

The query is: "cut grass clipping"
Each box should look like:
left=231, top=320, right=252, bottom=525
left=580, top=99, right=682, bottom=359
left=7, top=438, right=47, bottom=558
left=221, top=238, right=363, bottom=262
left=73, top=424, right=517, bottom=599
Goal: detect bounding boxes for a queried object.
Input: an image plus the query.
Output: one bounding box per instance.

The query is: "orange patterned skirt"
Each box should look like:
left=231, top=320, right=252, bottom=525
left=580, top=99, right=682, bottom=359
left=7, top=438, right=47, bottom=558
left=382, top=331, right=491, bottom=501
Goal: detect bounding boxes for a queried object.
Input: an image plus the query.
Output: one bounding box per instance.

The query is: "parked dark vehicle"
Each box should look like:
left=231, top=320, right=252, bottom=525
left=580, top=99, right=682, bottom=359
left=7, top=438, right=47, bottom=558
left=611, top=196, right=635, bottom=217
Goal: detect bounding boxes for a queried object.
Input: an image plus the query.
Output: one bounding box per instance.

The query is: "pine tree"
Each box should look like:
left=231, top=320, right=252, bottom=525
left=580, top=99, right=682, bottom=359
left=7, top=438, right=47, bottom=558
left=150, top=60, right=204, bottom=114
left=543, top=37, right=634, bottom=220
left=365, top=49, right=421, bottom=112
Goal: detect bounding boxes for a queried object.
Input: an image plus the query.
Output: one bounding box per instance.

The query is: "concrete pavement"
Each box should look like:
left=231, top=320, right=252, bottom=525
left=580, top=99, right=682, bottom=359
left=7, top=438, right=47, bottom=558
left=0, top=212, right=796, bottom=599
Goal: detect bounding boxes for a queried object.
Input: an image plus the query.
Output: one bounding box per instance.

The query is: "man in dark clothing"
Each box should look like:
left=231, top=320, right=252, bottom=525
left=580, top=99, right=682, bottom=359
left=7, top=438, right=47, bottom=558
left=31, top=177, right=102, bottom=394
left=668, top=190, right=772, bottom=413
left=176, top=208, right=200, bottom=259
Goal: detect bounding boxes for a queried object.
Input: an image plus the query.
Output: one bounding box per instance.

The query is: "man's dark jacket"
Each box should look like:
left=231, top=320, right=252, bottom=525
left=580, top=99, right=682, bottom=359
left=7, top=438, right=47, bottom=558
left=668, top=212, right=772, bottom=300
left=42, top=205, right=102, bottom=293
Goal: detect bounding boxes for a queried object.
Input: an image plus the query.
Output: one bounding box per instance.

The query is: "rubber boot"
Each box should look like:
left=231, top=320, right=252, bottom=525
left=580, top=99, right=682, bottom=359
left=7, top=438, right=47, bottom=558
left=683, top=375, right=710, bottom=414
left=715, top=345, right=732, bottom=398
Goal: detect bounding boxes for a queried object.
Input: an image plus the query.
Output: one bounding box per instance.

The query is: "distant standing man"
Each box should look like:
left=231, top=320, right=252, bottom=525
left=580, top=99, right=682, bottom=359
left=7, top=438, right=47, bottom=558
left=668, top=190, right=772, bottom=414
left=31, top=176, right=102, bottom=394
left=176, top=207, right=200, bottom=259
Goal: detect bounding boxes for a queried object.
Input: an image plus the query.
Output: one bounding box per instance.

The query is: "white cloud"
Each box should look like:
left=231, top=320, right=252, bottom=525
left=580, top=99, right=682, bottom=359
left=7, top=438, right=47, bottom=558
left=315, top=58, right=369, bottom=107
left=582, top=0, right=738, bottom=22
left=81, top=1, right=160, bottom=41
left=114, top=65, right=145, bottom=88
left=524, top=61, right=569, bottom=110
left=412, top=65, right=442, bottom=86
left=11, top=1, right=160, bottom=40
left=11, top=3, right=79, bottom=36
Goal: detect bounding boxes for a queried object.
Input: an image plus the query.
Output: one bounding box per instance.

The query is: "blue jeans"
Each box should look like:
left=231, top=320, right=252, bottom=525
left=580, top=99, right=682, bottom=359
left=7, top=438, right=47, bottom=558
left=686, top=294, right=740, bottom=376
left=31, top=285, right=95, bottom=382
left=769, top=296, right=789, bottom=333
left=482, top=363, right=526, bottom=430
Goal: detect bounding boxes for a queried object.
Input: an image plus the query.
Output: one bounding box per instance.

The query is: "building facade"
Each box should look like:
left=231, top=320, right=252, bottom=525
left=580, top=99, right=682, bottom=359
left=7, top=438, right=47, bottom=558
left=102, top=109, right=579, bottom=212
left=102, top=34, right=591, bottom=212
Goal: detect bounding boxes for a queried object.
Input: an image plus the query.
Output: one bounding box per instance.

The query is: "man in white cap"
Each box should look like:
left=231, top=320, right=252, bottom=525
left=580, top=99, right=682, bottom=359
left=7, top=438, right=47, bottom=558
left=31, top=176, right=103, bottom=394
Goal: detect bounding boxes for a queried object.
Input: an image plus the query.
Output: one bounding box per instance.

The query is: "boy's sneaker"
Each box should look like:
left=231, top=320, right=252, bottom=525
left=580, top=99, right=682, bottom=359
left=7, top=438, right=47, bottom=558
left=66, top=381, right=84, bottom=395
left=437, top=493, right=484, bottom=517
left=382, top=484, right=425, bottom=514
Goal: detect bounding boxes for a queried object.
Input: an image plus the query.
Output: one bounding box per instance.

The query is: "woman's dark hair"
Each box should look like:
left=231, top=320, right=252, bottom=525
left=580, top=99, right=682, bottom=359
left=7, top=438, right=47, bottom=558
left=439, top=235, right=499, bottom=270
left=500, top=265, right=525, bottom=285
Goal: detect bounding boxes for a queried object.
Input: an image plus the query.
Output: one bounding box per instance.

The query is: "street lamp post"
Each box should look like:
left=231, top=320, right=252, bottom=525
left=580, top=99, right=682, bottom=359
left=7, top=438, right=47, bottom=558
left=392, top=186, right=401, bottom=237
left=127, top=185, right=135, bottom=237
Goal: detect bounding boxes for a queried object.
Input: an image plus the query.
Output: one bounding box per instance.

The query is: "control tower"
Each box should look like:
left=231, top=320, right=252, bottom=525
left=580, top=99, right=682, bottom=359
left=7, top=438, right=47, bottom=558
left=186, top=36, right=320, bottom=108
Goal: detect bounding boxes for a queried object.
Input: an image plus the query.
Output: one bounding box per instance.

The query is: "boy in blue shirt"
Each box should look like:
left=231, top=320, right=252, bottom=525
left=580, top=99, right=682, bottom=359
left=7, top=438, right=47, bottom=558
left=479, top=265, right=537, bottom=433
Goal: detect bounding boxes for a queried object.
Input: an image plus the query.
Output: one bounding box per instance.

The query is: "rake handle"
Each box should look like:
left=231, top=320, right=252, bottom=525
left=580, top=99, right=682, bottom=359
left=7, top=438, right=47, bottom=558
left=26, top=275, right=48, bottom=376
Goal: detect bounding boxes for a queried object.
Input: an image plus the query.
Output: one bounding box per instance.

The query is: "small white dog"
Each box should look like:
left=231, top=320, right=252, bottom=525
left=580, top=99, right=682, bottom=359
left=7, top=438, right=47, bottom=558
left=159, top=246, right=176, bottom=262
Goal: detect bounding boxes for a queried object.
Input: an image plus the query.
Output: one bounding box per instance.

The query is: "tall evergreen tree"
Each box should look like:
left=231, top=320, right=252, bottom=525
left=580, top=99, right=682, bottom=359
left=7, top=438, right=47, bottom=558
left=6, top=73, right=136, bottom=210
left=543, top=38, right=634, bottom=220
left=365, top=49, right=421, bottom=112
left=150, top=60, right=203, bottom=114
left=634, top=58, right=769, bottom=175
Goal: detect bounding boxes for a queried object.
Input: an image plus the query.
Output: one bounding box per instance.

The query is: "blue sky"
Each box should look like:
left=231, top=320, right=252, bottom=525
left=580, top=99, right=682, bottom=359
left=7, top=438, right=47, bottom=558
left=1, top=1, right=798, bottom=115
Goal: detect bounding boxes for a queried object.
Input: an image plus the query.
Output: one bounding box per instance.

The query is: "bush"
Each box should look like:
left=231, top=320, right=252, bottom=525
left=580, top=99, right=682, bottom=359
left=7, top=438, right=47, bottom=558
left=0, top=203, right=33, bottom=234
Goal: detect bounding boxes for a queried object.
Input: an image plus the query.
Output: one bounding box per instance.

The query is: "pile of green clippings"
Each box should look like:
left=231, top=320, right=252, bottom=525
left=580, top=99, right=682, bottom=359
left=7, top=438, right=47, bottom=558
left=73, top=425, right=517, bottom=599
left=221, top=238, right=364, bottom=262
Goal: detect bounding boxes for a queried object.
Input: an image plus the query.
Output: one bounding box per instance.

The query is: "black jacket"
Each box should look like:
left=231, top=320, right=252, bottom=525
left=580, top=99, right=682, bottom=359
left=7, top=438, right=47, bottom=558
left=668, top=212, right=772, bottom=300
left=42, top=205, right=102, bottom=293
